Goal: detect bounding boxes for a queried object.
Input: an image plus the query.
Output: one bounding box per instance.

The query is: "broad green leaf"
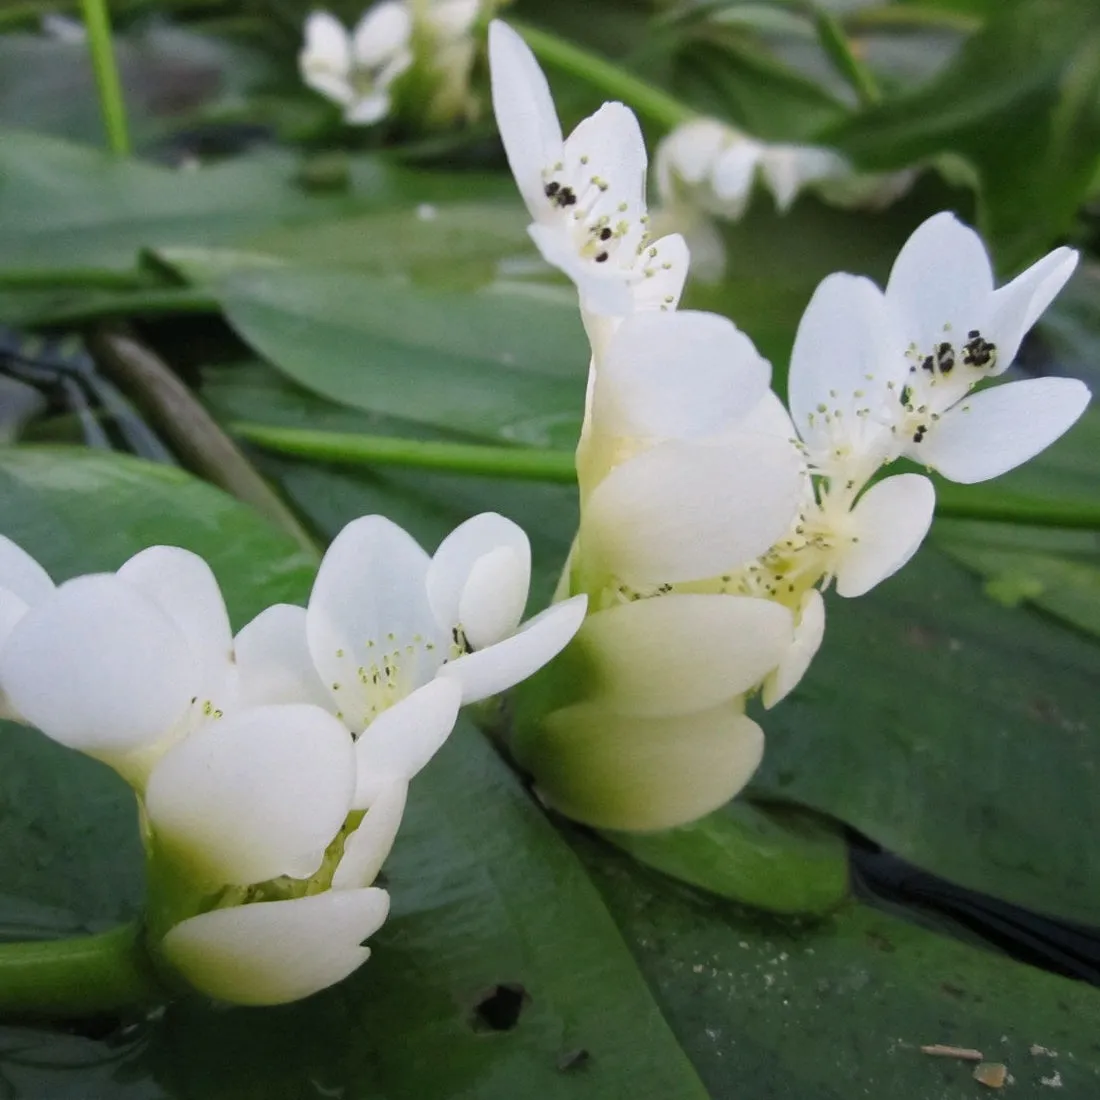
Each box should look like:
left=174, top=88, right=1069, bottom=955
left=218, top=270, right=589, bottom=448
left=0, top=446, right=703, bottom=1099
left=823, top=0, right=1100, bottom=269
left=603, top=800, right=850, bottom=915
left=580, top=838, right=1100, bottom=1099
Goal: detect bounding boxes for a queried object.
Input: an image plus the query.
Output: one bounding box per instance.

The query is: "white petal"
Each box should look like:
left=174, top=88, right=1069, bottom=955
left=0, top=575, right=196, bottom=753
left=440, top=595, right=587, bottom=705
left=561, top=101, right=647, bottom=216
left=628, top=233, right=690, bottom=313
left=303, top=69, right=355, bottom=107
left=788, top=273, right=906, bottom=462
left=574, top=594, right=793, bottom=717
left=0, top=589, right=31, bottom=721
left=527, top=222, right=635, bottom=317
left=885, top=212, right=994, bottom=349
left=835, top=474, right=935, bottom=597
left=655, top=118, right=732, bottom=194
left=353, top=677, right=461, bottom=807
left=911, top=377, right=1091, bottom=484
left=760, top=145, right=848, bottom=211
left=527, top=701, right=764, bottom=831
left=673, top=212, right=726, bottom=284
left=710, top=140, right=763, bottom=217
left=427, top=513, right=531, bottom=644
left=595, top=310, right=771, bottom=443
left=582, top=438, right=803, bottom=587
left=301, top=11, right=351, bottom=73
left=738, top=389, right=798, bottom=442
left=116, top=546, right=233, bottom=709
left=332, top=782, right=408, bottom=889
left=489, top=20, right=563, bottom=217
left=234, top=604, right=335, bottom=712
left=347, top=90, right=393, bottom=125
left=762, top=589, right=825, bottom=708
left=161, top=888, right=390, bottom=1006
left=145, top=704, right=355, bottom=886
left=307, top=516, right=445, bottom=731
left=459, top=547, right=530, bottom=650
left=0, top=535, right=54, bottom=607
left=984, top=247, right=1078, bottom=371
left=352, top=0, right=412, bottom=67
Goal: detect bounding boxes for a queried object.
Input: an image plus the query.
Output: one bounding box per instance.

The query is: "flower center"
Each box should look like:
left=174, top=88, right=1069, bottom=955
left=895, top=326, right=997, bottom=446
left=328, top=633, right=440, bottom=730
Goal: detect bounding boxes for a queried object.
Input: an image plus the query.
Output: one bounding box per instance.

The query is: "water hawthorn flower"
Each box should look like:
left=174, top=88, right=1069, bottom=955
left=0, top=512, right=583, bottom=1005
left=488, top=20, right=689, bottom=337
left=652, top=118, right=915, bottom=281
left=489, top=23, right=1090, bottom=834
left=301, top=0, right=487, bottom=126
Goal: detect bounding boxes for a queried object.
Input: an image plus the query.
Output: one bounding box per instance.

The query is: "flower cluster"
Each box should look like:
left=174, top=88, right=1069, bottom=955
left=652, top=118, right=915, bottom=281
left=489, top=21, right=1091, bottom=831
left=0, top=513, right=583, bottom=1004
left=300, top=0, right=491, bottom=127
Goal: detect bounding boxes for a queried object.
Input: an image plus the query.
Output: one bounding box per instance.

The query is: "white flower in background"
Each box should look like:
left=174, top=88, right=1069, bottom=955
left=881, top=212, right=1090, bottom=483
left=0, top=542, right=245, bottom=787
left=653, top=117, right=914, bottom=281
left=300, top=5, right=414, bottom=124
left=488, top=20, right=689, bottom=322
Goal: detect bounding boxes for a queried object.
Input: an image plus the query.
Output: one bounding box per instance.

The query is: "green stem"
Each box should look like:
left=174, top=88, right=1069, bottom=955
left=509, top=20, right=695, bottom=131
left=0, top=269, right=147, bottom=290
left=237, top=423, right=1100, bottom=531
left=0, top=922, right=163, bottom=1017
left=843, top=4, right=981, bottom=34
left=234, top=423, right=579, bottom=482
left=80, top=0, right=131, bottom=155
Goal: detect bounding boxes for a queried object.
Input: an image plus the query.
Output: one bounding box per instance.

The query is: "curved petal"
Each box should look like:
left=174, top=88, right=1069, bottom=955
left=0, top=574, right=196, bottom=753
left=301, top=11, right=350, bottom=74
left=984, top=247, right=1078, bottom=371
left=308, top=516, right=445, bottom=731
left=582, top=437, right=804, bottom=586
left=489, top=20, right=563, bottom=216
left=912, top=377, right=1090, bottom=484
left=346, top=90, right=393, bottom=125
left=0, top=535, right=54, bottom=606
left=710, top=139, right=763, bottom=216
left=574, top=594, right=793, bottom=717
left=760, top=145, right=848, bottom=211
left=234, top=604, right=334, bottom=712
left=656, top=119, right=731, bottom=194
left=429, top=0, right=480, bottom=38
left=835, top=474, right=935, bottom=597
left=628, top=233, right=690, bottom=314
left=440, top=595, right=587, bottom=705
left=527, top=222, right=635, bottom=317
left=146, top=704, right=355, bottom=886
left=427, top=513, right=531, bottom=645
left=526, top=701, right=764, bottom=831
left=331, top=782, right=408, bottom=889
left=788, top=273, right=905, bottom=465
left=738, top=390, right=798, bottom=443
left=762, top=589, right=825, bottom=708
left=561, top=102, right=647, bottom=216
left=0, top=589, right=31, bottom=720
left=352, top=0, right=412, bottom=68
left=116, top=546, right=233, bottom=708
left=161, top=887, right=390, bottom=1006
left=595, top=310, right=771, bottom=443
left=353, top=677, right=461, bottom=807
left=885, top=212, right=994, bottom=348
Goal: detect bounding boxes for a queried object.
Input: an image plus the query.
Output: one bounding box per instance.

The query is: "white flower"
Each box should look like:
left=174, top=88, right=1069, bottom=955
left=571, top=309, right=805, bottom=602
left=882, top=212, right=1089, bottom=483
left=235, top=514, right=586, bottom=727
left=145, top=704, right=411, bottom=1005
left=488, top=20, right=688, bottom=320
left=0, top=543, right=244, bottom=786
left=300, top=5, right=413, bottom=125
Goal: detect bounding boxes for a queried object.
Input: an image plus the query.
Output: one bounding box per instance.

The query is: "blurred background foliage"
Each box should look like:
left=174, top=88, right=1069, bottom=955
left=1, top=0, right=1099, bottom=1096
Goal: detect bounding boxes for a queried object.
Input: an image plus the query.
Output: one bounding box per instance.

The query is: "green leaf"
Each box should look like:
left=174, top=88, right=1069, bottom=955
left=603, top=800, right=850, bottom=916
left=0, top=446, right=704, bottom=1099
left=823, top=0, right=1100, bottom=269
left=218, top=270, right=589, bottom=448
left=580, top=838, right=1100, bottom=1098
